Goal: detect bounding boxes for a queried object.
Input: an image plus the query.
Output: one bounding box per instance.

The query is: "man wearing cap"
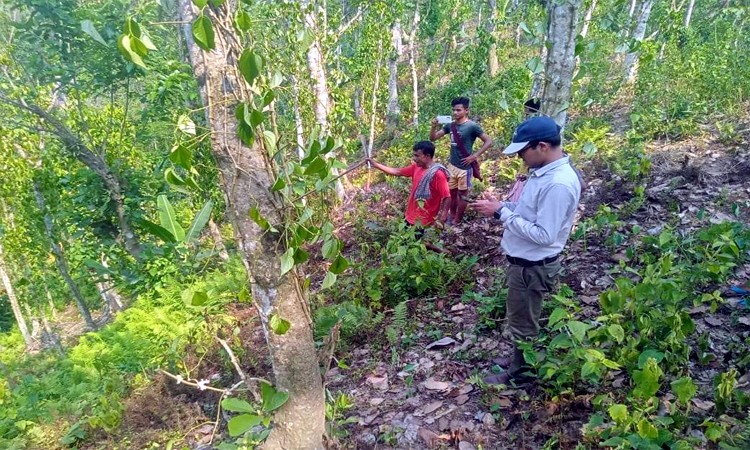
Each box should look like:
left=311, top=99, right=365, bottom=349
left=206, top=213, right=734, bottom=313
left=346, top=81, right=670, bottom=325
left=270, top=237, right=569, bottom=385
left=469, top=116, right=581, bottom=385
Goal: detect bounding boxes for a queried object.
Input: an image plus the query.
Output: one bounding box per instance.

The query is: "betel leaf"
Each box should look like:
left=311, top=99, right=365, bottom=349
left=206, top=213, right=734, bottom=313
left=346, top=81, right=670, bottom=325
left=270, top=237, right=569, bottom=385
left=303, top=156, right=326, bottom=176
left=227, top=413, right=262, bottom=437
left=138, top=218, right=176, bottom=243
left=81, top=20, right=107, bottom=46
left=567, top=320, right=590, bottom=343
left=234, top=10, right=252, bottom=32
left=249, top=207, right=276, bottom=232
left=221, top=397, right=255, bottom=413
left=177, top=114, right=197, bottom=135
left=329, top=255, right=349, bottom=274
left=238, top=48, right=263, bottom=85
left=269, top=313, right=291, bottom=335
left=169, top=144, right=192, bottom=169
left=164, top=167, right=186, bottom=186
left=608, top=404, right=629, bottom=423
left=184, top=200, right=213, bottom=243
left=280, top=248, right=294, bottom=276
left=117, top=35, right=145, bottom=68
left=321, top=271, right=336, bottom=289
left=192, top=0, right=209, bottom=8
left=526, top=56, right=543, bottom=74
left=322, top=238, right=339, bottom=260
left=270, top=177, right=285, bottom=192
left=607, top=324, right=625, bottom=343
left=192, top=14, right=215, bottom=51
left=293, top=248, right=309, bottom=265
left=249, top=109, right=264, bottom=127
left=671, top=377, right=697, bottom=404
left=182, top=288, right=208, bottom=306
left=260, top=381, right=289, bottom=413
left=157, top=195, right=186, bottom=242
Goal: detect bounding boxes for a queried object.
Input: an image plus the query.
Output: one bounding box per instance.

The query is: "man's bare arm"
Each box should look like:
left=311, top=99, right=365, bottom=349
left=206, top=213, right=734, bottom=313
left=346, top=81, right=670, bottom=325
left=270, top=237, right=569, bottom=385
left=368, top=158, right=404, bottom=176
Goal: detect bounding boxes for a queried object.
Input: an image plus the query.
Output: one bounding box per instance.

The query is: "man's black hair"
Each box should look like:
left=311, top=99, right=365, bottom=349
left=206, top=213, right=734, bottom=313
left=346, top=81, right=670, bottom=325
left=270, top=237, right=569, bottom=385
left=413, top=140, right=436, bottom=157
left=524, top=98, right=541, bottom=113
left=451, top=97, right=471, bottom=109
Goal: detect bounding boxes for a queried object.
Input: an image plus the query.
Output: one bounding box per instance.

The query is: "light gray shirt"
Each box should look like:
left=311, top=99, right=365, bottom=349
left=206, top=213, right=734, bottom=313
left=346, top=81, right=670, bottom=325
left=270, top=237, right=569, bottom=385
left=499, top=156, right=581, bottom=261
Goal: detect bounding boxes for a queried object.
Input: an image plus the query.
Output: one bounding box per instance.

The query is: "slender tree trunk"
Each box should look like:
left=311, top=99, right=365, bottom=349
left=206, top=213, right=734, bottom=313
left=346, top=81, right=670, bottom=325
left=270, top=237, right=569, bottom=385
left=41, top=313, right=64, bottom=353
left=0, top=242, right=32, bottom=349
left=386, top=20, right=402, bottom=130
left=368, top=41, right=384, bottom=158
left=291, top=75, right=306, bottom=161
left=178, top=2, right=325, bottom=448
left=409, top=3, right=421, bottom=128
left=208, top=218, right=230, bottom=261
left=541, top=0, right=583, bottom=126
left=683, top=0, right=695, bottom=27
left=623, top=0, right=655, bottom=83
left=33, top=181, right=96, bottom=330
left=580, top=0, right=598, bottom=37
left=488, top=0, right=500, bottom=76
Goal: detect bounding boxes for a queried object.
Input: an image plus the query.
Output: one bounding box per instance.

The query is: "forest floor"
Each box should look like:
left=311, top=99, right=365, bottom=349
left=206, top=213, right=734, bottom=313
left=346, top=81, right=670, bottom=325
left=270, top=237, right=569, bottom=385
left=319, top=127, right=750, bottom=449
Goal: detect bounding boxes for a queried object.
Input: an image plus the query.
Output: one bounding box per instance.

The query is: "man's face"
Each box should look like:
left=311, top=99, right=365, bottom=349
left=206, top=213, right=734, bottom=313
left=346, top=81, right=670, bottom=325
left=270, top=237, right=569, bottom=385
left=518, top=142, right=545, bottom=169
left=413, top=149, right=430, bottom=168
left=452, top=104, right=468, bottom=121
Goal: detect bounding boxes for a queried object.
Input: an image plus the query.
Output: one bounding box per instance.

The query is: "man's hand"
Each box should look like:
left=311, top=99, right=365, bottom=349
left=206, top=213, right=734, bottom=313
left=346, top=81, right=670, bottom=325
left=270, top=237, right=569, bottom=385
left=469, top=199, right=503, bottom=217
left=431, top=117, right=439, bottom=128
left=461, top=154, right=478, bottom=165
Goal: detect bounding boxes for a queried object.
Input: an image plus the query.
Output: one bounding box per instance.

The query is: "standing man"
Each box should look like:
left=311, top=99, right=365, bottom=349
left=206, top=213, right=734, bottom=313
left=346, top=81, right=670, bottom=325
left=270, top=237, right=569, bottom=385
left=430, top=97, right=493, bottom=225
left=368, top=141, right=451, bottom=230
left=470, top=117, right=581, bottom=385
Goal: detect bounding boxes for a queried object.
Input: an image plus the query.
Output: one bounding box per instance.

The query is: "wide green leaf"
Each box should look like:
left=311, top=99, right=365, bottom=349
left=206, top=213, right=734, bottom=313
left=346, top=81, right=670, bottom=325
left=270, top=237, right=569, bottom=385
left=260, top=381, right=289, bottom=412
left=249, top=207, right=276, bottom=232
left=238, top=49, right=263, bottom=85
left=164, top=167, right=186, bottom=186
left=169, top=144, right=192, bottom=169
left=548, top=307, right=568, bottom=327
left=117, top=35, right=145, bottom=68
left=138, top=219, right=176, bottom=243
left=280, top=248, right=294, bottom=276
left=269, top=314, right=291, bottom=335
left=608, top=404, right=628, bottom=423
left=221, top=397, right=255, bottom=413
left=192, top=0, right=208, bottom=7
left=671, top=377, right=697, bottom=404
left=157, top=195, right=186, bottom=242
left=607, top=324, right=625, bottom=343
left=228, top=413, right=262, bottom=437
left=235, top=10, right=252, bottom=32
left=329, top=255, right=349, bottom=274
left=321, top=272, right=336, bottom=289
left=182, top=288, right=208, bottom=306
left=567, top=320, right=590, bottom=343
left=192, top=14, right=216, bottom=51
left=81, top=20, right=107, bottom=46
left=177, top=115, right=196, bottom=135
left=184, top=200, right=213, bottom=243
left=303, top=156, right=327, bottom=176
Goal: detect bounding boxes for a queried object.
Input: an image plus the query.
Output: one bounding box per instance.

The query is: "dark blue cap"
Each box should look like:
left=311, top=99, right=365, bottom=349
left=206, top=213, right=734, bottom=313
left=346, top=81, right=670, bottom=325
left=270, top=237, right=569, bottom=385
left=503, top=116, right=561, bottom=155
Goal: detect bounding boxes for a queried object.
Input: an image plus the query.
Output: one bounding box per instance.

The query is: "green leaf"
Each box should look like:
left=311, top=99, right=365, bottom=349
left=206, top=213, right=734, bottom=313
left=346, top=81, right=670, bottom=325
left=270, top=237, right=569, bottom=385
left=322, top=272, right=336, bottom=289
left=221, top=397, right=255, bottom=413
left=139, top=31, right=157, bottom=50
left=526, top=56, right=543, bottom=74
left=185, top=200, right=213, bottom=243
left=637, top=419, right=658, bottom=439
left=209, top=0, right=226, bottom=6
left=117, top=35, right=145, bottom=68
left=262, top=90, right=275, bottom=106
left=608, top=404, right=628, bottom=423
left=192, top=14, right=216, bottom=51
left=607, top=324, right=625, bottom=343
left=581, top=361, right=598, bottom=379
left=157, top=195, right=186, bottom=242
left=235, top=10, right=252, bottom=31
left=271, top=177, right=285, bottom=192
left=671, top=377, right=697, bottom=404
left=192, top=0, right=209, bottom=8
left=322, top=239, right=339, bottom=260
left=123, top=17, right=141, bottom=36
left=249, top=207, right=276, bottom=232
left=329, top=255, right=349, bottom=274
left=269, top=313, right=291, bottom=335
left=548, top=307, right=568, bottom=326
left=263, top=130, right=277, bottom=153
left=165, top=167, right=186, bottom=186
left=169, top=144, right=192, bottom=169
left=138, top=219, right=177, bottom=243
left=637, top=349, right=664, bottom=369
left=260, top=381, right=289, bottom=412
left=250, top=109, right=264, bottom=127
left=182, top=288, right=209, bottom=306
left=303, top=156, right=327, bottom=176
left=633, top=358, right=663, bottom=399
left=238, top=49, right=263, bottom=85
left=293, top=248, right=309, bottom=265
left=81, top=20, right=107, bottom=46
left=280, top=248, right=294, bottom=276
left=227, top=413, right=262, bottom=437
left=567, top=320, right=590, bottom=343
left=177, top=115, right=196, bottom=135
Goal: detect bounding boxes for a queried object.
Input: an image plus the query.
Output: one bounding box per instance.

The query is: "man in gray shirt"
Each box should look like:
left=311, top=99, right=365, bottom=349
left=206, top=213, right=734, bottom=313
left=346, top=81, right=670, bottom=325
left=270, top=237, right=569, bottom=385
left=470, top=116, right=581, bottom=385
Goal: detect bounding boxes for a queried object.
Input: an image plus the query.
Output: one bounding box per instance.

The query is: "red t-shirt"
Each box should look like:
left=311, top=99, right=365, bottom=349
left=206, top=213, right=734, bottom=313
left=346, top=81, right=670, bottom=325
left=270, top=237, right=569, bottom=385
left=400, top=164, right=450, bottom=226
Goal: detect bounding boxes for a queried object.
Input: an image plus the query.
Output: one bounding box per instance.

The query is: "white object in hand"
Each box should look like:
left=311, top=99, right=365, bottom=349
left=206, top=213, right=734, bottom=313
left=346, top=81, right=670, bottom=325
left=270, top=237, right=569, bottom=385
left=436, top=115, right=452, bottom=124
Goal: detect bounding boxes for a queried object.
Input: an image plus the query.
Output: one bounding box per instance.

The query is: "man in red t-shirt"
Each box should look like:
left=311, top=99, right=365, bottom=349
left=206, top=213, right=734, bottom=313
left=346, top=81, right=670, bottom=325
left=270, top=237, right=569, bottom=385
left=368, top=141, right=451, bottom=229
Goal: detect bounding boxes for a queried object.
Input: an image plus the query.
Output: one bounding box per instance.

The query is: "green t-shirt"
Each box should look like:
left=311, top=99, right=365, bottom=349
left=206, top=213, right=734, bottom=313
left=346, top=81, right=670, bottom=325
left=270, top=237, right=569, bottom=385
left=442, top=120, right=484, bottom=170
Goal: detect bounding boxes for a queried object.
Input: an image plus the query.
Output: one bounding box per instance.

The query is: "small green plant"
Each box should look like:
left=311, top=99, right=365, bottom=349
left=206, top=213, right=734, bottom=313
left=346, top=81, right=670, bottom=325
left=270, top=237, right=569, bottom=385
left=216, top=382, right=290, bottom=449
left=325, top=390, right=357, bottom=439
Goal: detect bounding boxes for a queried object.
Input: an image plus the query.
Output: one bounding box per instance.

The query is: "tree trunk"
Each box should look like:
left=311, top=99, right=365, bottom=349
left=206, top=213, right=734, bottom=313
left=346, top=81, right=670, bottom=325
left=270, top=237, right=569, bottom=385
left=530, top=44, right=548, bottom=99
left=683, top=0, right=695, bottom=27
left=580, top=0, right=598, bottom=38
left=623, top=0, right=655, bottom=83
left=0, top=241, right=32, bottom=349
left=540, top=0, right=583, bottom=126
left=368, top=40, right=384, bottom=158
left=208, top=218, right=230, bottom=261
left=409, top=3, right=421, bottom=128
left=386, top=20, right=402, bottom=130
left=178, top=1, right=325, bottom=448
left=291, top=75, right=306, bottom=161
left=33, top=180, right=96, bottom=330
left=488, top=0, right=500, bottom=76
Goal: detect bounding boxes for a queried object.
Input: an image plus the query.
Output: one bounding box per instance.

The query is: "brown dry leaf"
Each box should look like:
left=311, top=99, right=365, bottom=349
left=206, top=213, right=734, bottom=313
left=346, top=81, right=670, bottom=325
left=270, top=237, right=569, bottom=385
left=423, top=378, right=451, bottom=391
left=545, top=402, right=559, bottom=416
left=422, top=400, right=444, bottom=415
left=704, top=316, right=723, bottom=327
left=448, top=384, right=473, bottom=397
left=418, top=427, right=442, bottom=448
left=455, top=394, right=470, bottom=405
left=491, top=396, right=513, bottom=408
left=425, top=337, right=457, bottom=350
left=366, top=375, right=389, bottom=390
left=691, top=398, right=716, bottom=411
left=581, top=295, right=599, bottom=305
left=738, top=317, right=750, bottom=326
left=459, top=442, right=477, bottom=450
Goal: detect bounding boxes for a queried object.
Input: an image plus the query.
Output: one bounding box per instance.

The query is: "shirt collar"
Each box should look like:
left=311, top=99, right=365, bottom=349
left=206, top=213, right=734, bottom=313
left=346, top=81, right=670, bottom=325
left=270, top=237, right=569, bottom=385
left=530, top=156, right=570, bottom=178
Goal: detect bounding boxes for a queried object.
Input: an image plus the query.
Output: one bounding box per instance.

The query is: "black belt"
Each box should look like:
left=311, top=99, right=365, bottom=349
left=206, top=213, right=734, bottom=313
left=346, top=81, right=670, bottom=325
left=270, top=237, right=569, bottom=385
left=507, top=255, right=559, bottom=267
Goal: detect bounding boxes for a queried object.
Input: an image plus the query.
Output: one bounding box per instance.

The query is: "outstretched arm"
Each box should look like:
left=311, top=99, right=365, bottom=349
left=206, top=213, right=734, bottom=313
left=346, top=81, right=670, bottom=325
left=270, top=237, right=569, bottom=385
left=368, top=158, right=406, bottom=176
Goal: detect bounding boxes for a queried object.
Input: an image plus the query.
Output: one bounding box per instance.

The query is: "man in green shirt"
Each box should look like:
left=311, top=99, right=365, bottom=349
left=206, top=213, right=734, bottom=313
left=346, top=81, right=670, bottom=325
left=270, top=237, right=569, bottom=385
left=430, top=97, right=493, bottom=224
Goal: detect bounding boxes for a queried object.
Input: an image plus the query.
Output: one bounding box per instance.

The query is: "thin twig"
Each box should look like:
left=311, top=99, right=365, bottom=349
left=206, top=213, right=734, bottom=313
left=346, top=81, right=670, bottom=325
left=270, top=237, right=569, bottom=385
left=291, top=158, right=368, bottom=203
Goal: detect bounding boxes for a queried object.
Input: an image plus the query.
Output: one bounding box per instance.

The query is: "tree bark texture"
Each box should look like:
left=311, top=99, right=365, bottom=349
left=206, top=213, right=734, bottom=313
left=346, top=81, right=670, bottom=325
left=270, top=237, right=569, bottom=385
left=487, top=0, right=500, bottom=76
left=683, top=0, right=695, bottom=27
left=409, top=3, right=421, bottom=128
left=386, top=20, right=402, bottom=129
left=580, top=0, right=598, bottom=37
left=623, top=0, right=655, bottom=83
left=178, top=1, right=325, bottom=448
left=33, top=180, right=96, bottom=330
left=0, top=241, right=32, bottom=349
left=541, top=0, right=583, bottom=126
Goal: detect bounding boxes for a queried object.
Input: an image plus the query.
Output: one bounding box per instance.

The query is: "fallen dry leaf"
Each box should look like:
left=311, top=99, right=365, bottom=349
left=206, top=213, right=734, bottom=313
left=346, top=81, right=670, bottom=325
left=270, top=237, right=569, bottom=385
left=704, top=317, right=723, bottom=327
left=459, top=442, right=477, bottom=450
left=418, top=427, right=442, bottom=448
left=455, top=394, right=470, bottom=405
left=366, top=375, right=389, bottom=390
left=422, top=400, right=444, bottom=415
left=691, top=398, right=716, bottom=411
left=425, top=337, right=457, bottom=350
left=423, top=378, right=451, bottom=391
left=491, top=396, right=513, bottom=408
left=738, top=317, right=750, bottom=326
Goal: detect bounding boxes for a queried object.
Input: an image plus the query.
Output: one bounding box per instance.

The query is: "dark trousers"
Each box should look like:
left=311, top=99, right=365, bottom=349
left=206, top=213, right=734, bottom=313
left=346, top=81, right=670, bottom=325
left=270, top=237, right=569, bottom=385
left=505, top=261, right=561, bottom=375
